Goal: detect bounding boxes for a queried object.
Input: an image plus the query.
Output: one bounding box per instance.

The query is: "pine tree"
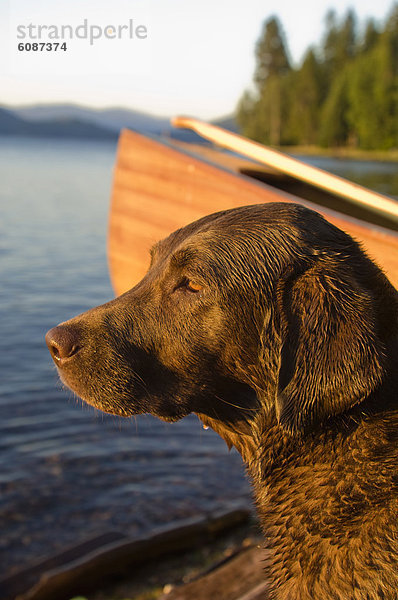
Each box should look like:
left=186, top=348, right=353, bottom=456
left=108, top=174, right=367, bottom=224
left=320, top=10, right=357, bottom=93
left=362, top=18, right=380, bottom=53
left=319, top=69, right=351, bottom=146
left=286, top=49, right=323, bottom=145
left=238, top=16, right=291, bottom=145
left=348, top=4, right=398, bottom=149
left=254, top=17, right=291, bottom=88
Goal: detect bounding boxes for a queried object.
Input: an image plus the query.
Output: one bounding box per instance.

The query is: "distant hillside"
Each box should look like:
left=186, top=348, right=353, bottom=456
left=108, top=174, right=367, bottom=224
left=0, top=103, right=238, bottom=141
left=12, top=103, right=171, bottom=135
left=0, top=107, right=28, bottom=135
left=0, top=107, right=118, bottom=140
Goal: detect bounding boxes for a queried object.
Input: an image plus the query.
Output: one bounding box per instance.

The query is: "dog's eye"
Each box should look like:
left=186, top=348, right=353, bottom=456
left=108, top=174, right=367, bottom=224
left=176, top=278, right=203, bottom=293
left=185, top=279, right=203, bottom=293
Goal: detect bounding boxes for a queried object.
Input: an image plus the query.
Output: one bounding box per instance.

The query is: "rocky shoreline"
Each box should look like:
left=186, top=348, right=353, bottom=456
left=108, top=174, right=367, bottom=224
left=1, top=509, right=267, bottom=600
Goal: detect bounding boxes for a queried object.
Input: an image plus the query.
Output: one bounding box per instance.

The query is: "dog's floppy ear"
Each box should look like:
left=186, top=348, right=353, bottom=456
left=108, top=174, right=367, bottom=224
left=276, top=263, right=385, bottom=434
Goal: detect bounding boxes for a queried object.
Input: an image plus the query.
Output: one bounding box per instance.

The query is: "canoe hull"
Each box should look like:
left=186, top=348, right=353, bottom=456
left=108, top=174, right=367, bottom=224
left=108, top=129, right=398, bottom=296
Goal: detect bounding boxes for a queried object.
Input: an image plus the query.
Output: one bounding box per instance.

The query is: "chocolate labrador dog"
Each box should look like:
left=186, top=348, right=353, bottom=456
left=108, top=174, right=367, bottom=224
left=46, top=203, right=398, bottom=599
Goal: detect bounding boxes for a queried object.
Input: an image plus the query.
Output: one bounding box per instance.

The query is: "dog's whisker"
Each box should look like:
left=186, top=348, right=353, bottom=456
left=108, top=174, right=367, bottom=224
left=214, top=394, right=258, bottom=412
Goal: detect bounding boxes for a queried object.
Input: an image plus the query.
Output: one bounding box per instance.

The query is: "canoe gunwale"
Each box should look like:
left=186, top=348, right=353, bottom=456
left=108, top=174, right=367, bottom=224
left=108, top=129, right=398, bottom=296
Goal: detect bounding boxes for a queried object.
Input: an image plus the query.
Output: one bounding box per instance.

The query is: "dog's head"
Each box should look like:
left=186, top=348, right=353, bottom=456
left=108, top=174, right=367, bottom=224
left=46, top=203, right=397, bottom=443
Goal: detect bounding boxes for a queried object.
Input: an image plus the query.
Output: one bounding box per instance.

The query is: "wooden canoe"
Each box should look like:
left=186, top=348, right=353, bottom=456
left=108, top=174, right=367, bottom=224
left=108, top=125, right=398, bottom=296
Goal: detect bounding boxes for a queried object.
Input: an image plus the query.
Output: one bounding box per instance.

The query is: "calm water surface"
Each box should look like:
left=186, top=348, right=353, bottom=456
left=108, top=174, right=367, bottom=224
left=0, top=136, right=396, bottom=578
left=0, top=137, right=251, bottom=578
left=303, top=154, right=398, bottom=198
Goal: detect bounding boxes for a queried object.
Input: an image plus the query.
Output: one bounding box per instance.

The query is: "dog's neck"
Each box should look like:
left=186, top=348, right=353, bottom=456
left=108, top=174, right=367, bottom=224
left=196, top=412, right=257, bottom=463
left=246, top=405, right=398, bottom=599
left=197, top=372, right=398, bottom=597
left=195, top=380, right=261, bottom=462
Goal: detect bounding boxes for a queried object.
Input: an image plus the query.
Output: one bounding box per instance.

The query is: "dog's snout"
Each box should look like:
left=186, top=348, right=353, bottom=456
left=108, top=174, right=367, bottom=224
left=45, top=326, right=81, bottom=364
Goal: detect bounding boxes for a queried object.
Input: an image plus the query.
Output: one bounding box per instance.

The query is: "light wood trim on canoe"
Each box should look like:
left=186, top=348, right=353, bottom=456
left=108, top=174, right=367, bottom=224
left=172, top=117, right=398, bottom=224
left=108, top=129, right=398, bottom=296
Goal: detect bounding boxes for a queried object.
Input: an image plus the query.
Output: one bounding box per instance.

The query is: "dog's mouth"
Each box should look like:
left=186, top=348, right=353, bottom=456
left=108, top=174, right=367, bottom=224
left=54, top=364, right=131, bottom=417
left=45, top=325, right=136, bottom=417
left=45, top=323, right=198, bottom=424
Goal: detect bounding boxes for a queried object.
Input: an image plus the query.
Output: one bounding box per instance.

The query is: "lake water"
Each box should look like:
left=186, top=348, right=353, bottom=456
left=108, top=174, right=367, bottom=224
left=301, top=154, right=398, bottom=199
left=0, top=136, right=397, bottom=579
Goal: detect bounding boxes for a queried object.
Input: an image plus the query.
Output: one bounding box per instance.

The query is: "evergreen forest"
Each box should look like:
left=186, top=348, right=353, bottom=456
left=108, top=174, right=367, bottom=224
left=237, top=4, right=398, bottom=150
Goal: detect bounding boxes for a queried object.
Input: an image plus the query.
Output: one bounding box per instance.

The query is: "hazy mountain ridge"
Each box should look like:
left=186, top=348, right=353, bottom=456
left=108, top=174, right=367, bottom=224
left=0, top=104, right=238, bottom=140
left=0, top=107, right=118, bottom=140
left=11, top=104, right=171, bottom=134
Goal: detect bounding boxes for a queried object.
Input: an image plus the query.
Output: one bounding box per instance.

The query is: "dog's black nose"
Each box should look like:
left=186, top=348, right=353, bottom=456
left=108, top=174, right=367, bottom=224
left=45, top=326, right=81, bottom=363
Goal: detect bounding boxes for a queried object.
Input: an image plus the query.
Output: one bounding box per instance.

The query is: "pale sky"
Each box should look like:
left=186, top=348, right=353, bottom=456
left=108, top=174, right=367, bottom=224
left=1, top=0, right=396, bottom=119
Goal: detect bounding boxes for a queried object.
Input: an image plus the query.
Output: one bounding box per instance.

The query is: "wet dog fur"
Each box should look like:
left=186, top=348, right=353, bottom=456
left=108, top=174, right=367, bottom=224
left=46, top=203, right=398, bottom=599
